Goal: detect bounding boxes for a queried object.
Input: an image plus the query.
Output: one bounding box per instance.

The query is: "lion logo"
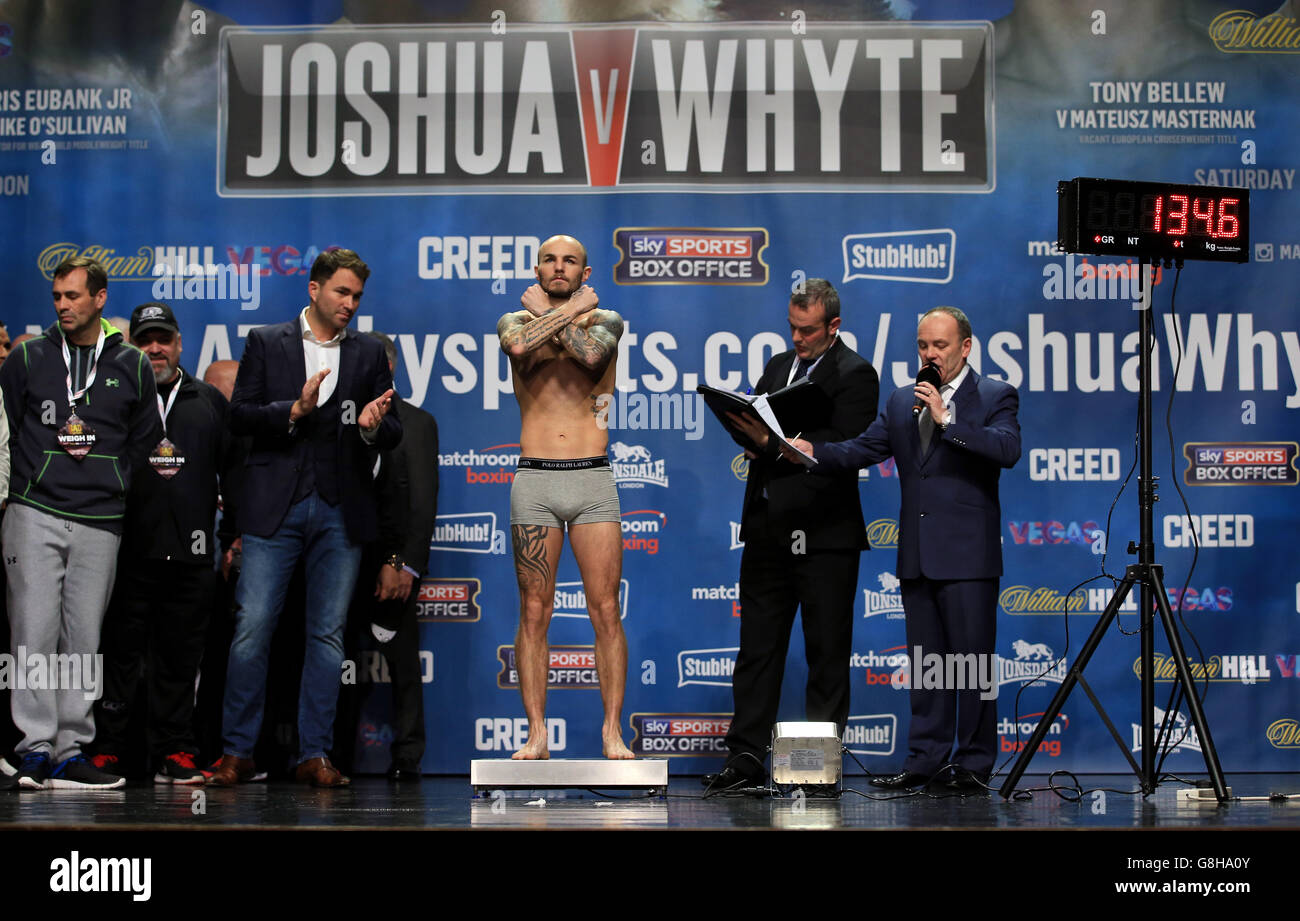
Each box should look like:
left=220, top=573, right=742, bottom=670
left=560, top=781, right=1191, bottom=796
left=1012, top=639, right=1053, bottom=661
left=610, top=441, right=652, bottom=464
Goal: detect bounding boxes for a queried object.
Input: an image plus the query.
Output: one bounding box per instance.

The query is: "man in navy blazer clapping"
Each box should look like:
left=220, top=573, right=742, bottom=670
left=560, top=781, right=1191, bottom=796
left=210, top=249, right=401, bottom=788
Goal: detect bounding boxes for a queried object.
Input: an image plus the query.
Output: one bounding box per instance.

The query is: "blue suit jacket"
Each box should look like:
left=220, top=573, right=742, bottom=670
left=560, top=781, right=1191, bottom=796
left=813, top=370, right=1020, bottom=580
left=230, top=319, right=402, bottom=543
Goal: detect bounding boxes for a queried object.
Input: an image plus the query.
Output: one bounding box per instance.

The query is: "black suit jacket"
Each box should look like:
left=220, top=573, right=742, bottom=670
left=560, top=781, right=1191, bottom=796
left=230, top=319, right=402, bottom=544
left=740, top=337, right=879, bottom=551
left=376, top=399, right=439, bottom=576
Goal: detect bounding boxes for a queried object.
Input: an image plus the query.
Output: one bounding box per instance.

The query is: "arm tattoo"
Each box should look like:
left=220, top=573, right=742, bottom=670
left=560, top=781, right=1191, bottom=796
left=498, top=308, right=577, bottom=355
left=511, top=524, right=553, bottom=594
left=555, top=311, right=624, bottom=370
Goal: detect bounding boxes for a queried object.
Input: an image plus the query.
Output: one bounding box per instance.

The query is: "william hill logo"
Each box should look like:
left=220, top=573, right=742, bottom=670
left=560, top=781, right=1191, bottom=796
left=866, top=518, right=899, bottom=550
left=999, top=585, right=1087, bottom=615
left=1266, top=719, right=1300, bottom=749
left=38, top=242, right=156, bottom=281
left=1209, top=10, right=1300, bottom=53
left=1132, top=653, right=1270, bottom=683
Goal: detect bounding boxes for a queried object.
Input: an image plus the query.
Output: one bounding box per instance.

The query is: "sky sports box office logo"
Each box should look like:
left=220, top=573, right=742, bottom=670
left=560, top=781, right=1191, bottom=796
left=497, top=646, right=601, bottom=689
left=1183, top=442, right=1298, bottom=485
left=630, top=714, right=730, bottom=756
left=613, top=228, right=768, bottom=284
left=415, top=578, right=482, bottom=622
left=217, top=23, right=993, bottom=195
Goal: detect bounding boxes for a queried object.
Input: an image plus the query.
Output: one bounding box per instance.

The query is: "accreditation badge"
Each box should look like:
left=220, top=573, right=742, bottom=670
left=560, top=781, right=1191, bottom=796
left=57, top=412, right=95, bottom=459
left=149, top=438, right=186, bottom=478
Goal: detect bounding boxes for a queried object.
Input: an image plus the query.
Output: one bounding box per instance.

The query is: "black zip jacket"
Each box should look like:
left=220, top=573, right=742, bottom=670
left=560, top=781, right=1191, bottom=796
left=0, top=320, right=160, bottom=533
left=121, top=366, right=235, bottom=563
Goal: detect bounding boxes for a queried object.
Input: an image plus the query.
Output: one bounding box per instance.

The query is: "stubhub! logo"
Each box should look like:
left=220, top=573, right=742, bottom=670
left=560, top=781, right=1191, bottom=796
left=841, top=229, right=955, bottom=284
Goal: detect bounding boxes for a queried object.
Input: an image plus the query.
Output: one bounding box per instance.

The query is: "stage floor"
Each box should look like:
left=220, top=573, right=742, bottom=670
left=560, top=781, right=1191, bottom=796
left=3, top=773, right=1298, bottom=830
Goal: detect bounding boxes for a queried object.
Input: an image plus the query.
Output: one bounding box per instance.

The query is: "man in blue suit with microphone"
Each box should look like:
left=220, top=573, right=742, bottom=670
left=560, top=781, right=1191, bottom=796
left=786, top=307, right=1020, bottom=792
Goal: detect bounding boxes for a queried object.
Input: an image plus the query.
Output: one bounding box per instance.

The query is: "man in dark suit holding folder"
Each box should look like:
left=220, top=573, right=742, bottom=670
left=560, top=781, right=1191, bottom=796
left=707, top=279, right=879, bottom=789
left=786, top=307, right=1020, bottom=792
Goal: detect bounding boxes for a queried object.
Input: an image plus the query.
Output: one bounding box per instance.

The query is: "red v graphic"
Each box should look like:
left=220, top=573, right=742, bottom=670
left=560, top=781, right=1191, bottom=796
left=571, top=30, right=636, bottom=187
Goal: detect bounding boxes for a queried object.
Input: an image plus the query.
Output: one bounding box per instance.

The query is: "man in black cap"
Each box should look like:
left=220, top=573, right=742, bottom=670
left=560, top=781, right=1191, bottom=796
left=90, top=302, right=234, bottom=784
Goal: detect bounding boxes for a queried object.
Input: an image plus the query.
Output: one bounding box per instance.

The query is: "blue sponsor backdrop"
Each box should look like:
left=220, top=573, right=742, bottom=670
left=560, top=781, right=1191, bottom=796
left=0, top=1, right=1296, bottom=775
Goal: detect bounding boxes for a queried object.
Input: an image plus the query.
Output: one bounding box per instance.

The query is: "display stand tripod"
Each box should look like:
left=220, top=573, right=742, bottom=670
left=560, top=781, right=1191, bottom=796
left=997, top=258, right=1228, bottom=802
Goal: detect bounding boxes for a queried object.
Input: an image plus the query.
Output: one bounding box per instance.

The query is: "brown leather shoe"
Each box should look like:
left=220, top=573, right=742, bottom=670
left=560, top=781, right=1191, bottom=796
left=294, top=757, right=350, bottom=787
left=209, top=755, right=258, bottom=787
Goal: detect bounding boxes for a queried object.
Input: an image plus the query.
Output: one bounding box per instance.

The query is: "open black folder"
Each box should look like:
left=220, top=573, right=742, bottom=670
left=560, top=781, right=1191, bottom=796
left=697, top=377, right=832, bottom=454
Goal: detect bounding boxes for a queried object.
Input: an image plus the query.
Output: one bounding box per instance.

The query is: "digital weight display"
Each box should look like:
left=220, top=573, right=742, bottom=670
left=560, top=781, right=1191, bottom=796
left=1058, top=177, right=1249, bottom=263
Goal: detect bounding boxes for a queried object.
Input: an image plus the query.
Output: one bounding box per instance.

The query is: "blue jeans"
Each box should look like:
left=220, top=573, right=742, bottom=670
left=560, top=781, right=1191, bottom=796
left=222, top=494, right=362, bottom=764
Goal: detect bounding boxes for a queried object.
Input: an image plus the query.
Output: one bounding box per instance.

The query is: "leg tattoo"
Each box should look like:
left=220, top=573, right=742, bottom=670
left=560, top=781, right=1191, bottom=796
left=511, top=525, right=553, bottom=593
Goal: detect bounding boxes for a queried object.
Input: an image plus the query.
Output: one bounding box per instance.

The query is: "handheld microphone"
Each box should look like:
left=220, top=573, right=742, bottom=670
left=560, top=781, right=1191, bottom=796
left=913, top=363, right=942, bottom=417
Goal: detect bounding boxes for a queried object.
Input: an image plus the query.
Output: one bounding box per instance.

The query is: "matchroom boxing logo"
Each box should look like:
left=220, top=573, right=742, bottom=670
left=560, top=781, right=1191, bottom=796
left=439, top=444, right=521, bottom=486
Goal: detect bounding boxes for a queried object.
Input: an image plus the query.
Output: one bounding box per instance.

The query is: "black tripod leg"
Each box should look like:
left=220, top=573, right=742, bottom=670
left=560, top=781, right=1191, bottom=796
left=1077, top=674, right=1144, bottom=779
left=998, top=574, right=1136, bottom=798
left=1148, top=569, right=1229, bottom=802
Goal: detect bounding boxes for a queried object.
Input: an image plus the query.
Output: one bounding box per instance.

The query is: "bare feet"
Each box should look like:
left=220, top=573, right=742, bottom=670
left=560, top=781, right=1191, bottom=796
left=512, top=734, right=549, bottom=760
left=603, top=725, right=635, bottom=760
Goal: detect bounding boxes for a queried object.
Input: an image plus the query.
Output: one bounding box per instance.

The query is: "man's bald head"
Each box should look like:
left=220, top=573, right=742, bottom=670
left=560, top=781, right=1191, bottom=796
left=204, top=359, right=240, bottom=401
left=539, top=234, right=588, bottom=269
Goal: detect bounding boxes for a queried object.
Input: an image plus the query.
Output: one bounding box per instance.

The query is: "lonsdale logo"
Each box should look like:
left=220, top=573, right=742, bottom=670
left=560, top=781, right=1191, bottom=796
left=1266, top=718, right=1300, bottom=749
left=999, top=585, right=1087, bottom=615
left=1208, top=10, right=1300, bottom=53
left=866, top=518, right=899, bottom=550
left=38, top=243, right=157, bottom=281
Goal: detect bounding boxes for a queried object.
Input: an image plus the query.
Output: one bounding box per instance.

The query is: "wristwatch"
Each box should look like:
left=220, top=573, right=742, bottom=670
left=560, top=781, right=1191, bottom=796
left=385, top=554, right=405, bottom=571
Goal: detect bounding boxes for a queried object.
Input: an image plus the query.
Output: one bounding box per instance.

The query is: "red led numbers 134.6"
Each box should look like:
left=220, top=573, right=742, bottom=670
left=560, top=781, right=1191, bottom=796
left=1059, top=177, right=1249, bottom=263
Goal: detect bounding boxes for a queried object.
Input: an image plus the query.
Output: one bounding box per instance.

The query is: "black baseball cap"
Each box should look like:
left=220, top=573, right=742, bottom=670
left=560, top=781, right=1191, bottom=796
left=130, top=302, right=179, bottom=339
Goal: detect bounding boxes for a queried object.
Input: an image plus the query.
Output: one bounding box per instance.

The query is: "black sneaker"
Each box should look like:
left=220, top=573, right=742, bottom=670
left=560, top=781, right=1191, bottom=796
left=91, top=753, right=123, bottom=776
left=48, top=754, right=127, bottom=790
left=154, top=752, right=205, bottom=785
left=16, top=751, right=53, bottom=790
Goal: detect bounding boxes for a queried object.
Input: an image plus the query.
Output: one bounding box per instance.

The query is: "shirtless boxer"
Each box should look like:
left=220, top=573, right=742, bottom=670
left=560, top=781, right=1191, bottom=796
left=496, top=234, right=633, bottom=760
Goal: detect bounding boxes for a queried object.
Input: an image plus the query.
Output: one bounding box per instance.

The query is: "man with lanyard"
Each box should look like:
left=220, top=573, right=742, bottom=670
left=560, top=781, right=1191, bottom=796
left=0, top=257, right=160, bottom=790
left=91, top=302, right=233, bottom=784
